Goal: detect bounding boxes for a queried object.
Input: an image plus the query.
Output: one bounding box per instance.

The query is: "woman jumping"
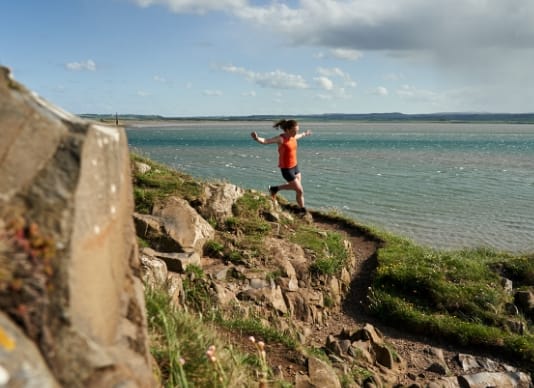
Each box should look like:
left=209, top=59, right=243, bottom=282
left=251, top=119, right=312, bottom=214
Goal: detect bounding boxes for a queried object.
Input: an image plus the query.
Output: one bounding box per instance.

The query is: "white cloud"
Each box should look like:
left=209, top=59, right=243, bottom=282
left=133, top=0, right=247, bottom=14
left=65, top=60, right=96, bottom=71
left=316, top=94, right=333, bottom=100
left=203, top=89, right=223, bottom=96
left=317, top=67, right=357, bottom=88
left=374, top=86, right=389, bottom=96
left=314, top=76, right=334, bottom=90
left=229, top=1, right=534, bottom=52
left=317, top=67, right=346, bottom=78
left=220, top=64, right=308, bottom=89
left=315, top=48, right=363, bottom=61
left=137, top=90, right=150, bottom=97
left=330, top=48, right=362, bottom=61
left=242, top=90, right=256, bottom=97
left=132, top=1, right=534, bottom=54
left=384, top=73, right=405, bottom=81
left=153, top=75, right=167, bottom=83
left=132, top=0, right=534, bottom=111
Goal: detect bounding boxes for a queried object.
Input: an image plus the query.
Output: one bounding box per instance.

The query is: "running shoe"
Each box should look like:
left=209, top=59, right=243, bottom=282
left=268, top=185, right=279, bottom=199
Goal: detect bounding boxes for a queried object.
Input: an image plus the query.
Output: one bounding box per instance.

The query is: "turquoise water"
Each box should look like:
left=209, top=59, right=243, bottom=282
left=126, top=121, right=534, bottom=252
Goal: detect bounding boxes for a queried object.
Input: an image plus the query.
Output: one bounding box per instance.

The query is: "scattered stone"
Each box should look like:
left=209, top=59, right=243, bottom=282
left=152, top=196, right=215, bottom=255
left=458, top=371, right=531, bottom=388
left=139, top=254, right=168, bottom=286
left=456, top=354, right=480, bottom=372
left=307, top=356, right=342, bottom=388
left=198, top=182, right=244, bottom=224
left=134, top=161, right=151, bottom=174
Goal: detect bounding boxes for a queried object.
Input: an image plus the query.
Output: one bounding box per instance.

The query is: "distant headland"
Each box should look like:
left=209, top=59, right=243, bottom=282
left=80, top=112, right=534, bottom=125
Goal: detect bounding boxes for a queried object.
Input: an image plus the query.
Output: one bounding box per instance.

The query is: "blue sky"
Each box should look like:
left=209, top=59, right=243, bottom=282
left=2, top=0, right=534, bottom=116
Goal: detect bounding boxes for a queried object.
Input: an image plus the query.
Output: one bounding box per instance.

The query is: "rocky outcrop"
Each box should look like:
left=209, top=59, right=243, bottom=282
left=0, top=66, right=153, bottom=387
left=135, top=174, right=533, bottom=387
left=198, top=182, right=244, bottom=224
left=134, top=195, right=214, bottom=255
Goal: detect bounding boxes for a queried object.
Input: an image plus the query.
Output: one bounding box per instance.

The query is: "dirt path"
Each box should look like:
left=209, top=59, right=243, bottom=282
left=225, top=208, right=521, bottom=385
left=308, top=214, right=528, bottom=385
left=308, top=212, right=504, bottom=383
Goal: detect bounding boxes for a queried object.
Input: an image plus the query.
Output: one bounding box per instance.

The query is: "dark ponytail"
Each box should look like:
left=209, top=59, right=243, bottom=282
left=273, top=119, right=298, bottom=131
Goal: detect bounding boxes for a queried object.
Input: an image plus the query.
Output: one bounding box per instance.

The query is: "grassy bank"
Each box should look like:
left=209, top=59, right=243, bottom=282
left=132, top=153, right=534, bottom=385
left=369, top=229, right=534, bottom=368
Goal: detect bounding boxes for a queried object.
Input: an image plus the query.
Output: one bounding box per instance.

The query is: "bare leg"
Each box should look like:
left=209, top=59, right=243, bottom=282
left=276, top=173, right=305, bottom=208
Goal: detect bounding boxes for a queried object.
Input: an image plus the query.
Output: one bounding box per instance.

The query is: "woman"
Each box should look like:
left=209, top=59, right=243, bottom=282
left=251, top=119, right=312, bottom=214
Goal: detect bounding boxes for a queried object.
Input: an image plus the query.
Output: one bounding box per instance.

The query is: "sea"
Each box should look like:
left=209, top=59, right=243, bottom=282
left=126, top=121, right=534, bottom=253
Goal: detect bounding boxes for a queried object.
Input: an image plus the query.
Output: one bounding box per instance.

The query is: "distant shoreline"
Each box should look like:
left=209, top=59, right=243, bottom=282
left=82, top=113, right=534, bottom=126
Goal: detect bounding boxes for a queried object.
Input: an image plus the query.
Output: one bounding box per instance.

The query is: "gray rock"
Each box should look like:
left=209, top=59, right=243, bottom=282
left=458, top=371, right=531, bottom=388
left=373, top=342, right=394, bottom=369
left=238, top=285, right=288, bottom=314
left=133, top=212, right=183, bottom=252
left=152, top=196, right=215, bottom=255
left=501, top=277, right=513, bottom=293
left=198, top=182, right=244, bottom=224
left=134, top=161, right=151, bottom=174
left=139, top=254, right=168, bottom=286
left=0, top=312, right=59, bottom=387
left=153, top=250, right=201, bottom=273
left=456, top=354, right=480, bottom=372
left=307, top=356, right=342, bottom=388
left=212, top=283, right=239, bottom=306
left=427, top=362, right=449, bottom=375
left=0, top=66, right=154, bottom=387
left=284, top=289, right=324, bottom=324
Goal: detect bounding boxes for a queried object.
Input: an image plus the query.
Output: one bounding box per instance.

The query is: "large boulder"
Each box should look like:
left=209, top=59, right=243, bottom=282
left=198, top=182, right=244, bottom=224
left=0, top=66, right=154, bottom=386
left=152, top=196, right=215, bottom=255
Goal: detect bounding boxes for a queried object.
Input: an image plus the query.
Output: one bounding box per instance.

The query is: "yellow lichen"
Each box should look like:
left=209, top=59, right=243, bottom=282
left=0, top=327, right=15, bottom=351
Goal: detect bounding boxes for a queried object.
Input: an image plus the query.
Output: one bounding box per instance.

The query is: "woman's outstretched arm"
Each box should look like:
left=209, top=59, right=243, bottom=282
left=295, top=130, right=312, bottom=140
left=251, top=132, right=281, bottom=145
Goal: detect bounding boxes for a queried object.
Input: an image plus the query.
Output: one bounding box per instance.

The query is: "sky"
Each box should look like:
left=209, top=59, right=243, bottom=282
left=2, top=0, right=534, bottom=117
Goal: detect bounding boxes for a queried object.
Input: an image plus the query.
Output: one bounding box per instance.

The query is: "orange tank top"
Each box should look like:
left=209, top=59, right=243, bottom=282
left=278, top=135, right=297, bottom=168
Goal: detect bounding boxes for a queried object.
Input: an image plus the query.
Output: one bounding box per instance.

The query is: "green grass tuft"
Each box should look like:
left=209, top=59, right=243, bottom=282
left=131, top=153, right=202, bottom=213
left=290, top=225, right=350, bottom=276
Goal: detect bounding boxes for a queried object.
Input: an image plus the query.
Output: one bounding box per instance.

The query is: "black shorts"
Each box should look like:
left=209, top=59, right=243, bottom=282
left=281, top=165, right=300, bottom=182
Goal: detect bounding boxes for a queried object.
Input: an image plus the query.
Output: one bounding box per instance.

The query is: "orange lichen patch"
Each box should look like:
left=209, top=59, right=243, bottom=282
left=0, top=327, right=15, bottom=351
left=0, top=216, right=57, bottom=341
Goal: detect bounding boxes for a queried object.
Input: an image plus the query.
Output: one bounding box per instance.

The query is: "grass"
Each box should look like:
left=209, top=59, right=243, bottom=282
left=367, top=229, right=534, bottom=370
left=290, top=224, right=350, bottom=276
left=146, top=285, right=305, bottom=387
left=131, top=153, right=202, bottom=214
left=134, top=154, right=534, bottom=381
left=145, top=286, right=253, bottom=387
